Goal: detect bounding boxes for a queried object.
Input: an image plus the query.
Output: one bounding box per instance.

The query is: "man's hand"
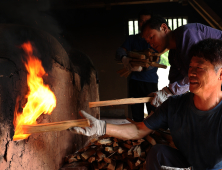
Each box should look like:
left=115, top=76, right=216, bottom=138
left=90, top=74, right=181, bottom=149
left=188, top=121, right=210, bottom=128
left=122, top=56, right=132, bottom=71
left=149, top=87, right=173, bottom=107
left=69, top=110, right=106, bottom=136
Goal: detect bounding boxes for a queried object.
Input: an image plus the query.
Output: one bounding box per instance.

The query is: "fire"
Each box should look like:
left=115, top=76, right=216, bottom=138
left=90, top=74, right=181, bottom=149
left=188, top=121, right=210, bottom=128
left=13, top=41, right=56, bottom=141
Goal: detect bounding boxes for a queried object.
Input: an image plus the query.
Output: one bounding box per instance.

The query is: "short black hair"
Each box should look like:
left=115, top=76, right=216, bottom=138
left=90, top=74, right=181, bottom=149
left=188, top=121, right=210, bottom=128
left=141, top=15, right=169, bottom=32
left=189, top=38, right=222, bottom=72
left=138, top=9, right=153, bottom=19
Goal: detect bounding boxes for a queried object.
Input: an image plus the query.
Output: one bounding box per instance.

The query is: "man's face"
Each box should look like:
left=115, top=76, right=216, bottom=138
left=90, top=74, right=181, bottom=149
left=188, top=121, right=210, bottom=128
left=142, top=24, right=168, bottom=53
left=188, top=56, right=219, bottom=94
left=138, top=15, right=151, bottom=31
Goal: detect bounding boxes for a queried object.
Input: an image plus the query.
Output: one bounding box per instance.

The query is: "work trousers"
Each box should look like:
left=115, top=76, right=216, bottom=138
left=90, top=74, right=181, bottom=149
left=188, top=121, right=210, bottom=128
left=146, top=144, right=190, bottom=170
left=129, top=79, right=157, bottom=122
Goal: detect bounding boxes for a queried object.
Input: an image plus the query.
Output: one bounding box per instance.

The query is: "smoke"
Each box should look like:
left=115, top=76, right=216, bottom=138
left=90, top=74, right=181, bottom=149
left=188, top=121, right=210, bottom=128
left=0, top=0, right=96, bottom=87
left=0, top=0, right=65, bottom=45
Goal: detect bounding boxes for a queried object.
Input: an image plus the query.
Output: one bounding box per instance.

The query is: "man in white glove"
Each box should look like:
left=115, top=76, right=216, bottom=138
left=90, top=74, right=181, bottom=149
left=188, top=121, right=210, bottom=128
left=69, top=110, right=106, bottom=136
left=69, top=39, right=222, bottom=170
left=122, top=56, right=143, bottom=72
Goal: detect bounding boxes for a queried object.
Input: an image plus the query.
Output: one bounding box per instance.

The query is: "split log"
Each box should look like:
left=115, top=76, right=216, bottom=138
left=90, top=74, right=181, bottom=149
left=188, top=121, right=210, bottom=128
left=81, top=148, right=97, bottom=161
left=105, top=147, right=114, bottom=153
left=133, top=145, right=141, bottom=158
left=145, top=135, right=156, bottom=145
left=95, top=138, right=112, bottom=145
left=68, top=157, right=78, bottom=163
left=78, top=146, right=90, bottom=153
left=130, top=58, right=149, bottom=63
left=107, top=160, right=116, bottom=170
left=113, top=141, right=118, bottom=147
left=22, top=119, right=90, bottom=134
left=116, top=162, right=124, bottom=170
left=117, top=147, right=124, bottom=154
left=128, top=51, right=146, bottom=59
left=127, top=160, right=135, bottom=170
left=124, top=143, right=133, bottom=149
left=92, top=162, right=99, bottom=170
left=77, top=154, right=81, bottom=160
left=127, top=146, right=135, bottom=156
left=97, top=162, right=107, bottom=169
left=126, top=140, right=132, bottom=145
left=140, top=152, right=146, bottom=158
left=135, top=159, right=142, bottom=167
left=113, top=138, right=119, bottom=142
left=104, top=157, right=112, bottom=164
left=95, top=150, right=105, bottom=162
left=130, top=61, right=150, bottom=68
left=88, top=156, right=95, bottom=163
left=113, top=155, right=123, bottom=160
left=89, top=97, right=153, bottom=108
left=133, top=139, right=145, bottom=146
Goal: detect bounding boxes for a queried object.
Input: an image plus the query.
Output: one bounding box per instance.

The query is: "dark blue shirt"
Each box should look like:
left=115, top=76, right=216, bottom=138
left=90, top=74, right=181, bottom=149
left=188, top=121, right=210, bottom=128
left=118, top=34, right=158, bottom=83
left=144, top=93, right=222, bottom=169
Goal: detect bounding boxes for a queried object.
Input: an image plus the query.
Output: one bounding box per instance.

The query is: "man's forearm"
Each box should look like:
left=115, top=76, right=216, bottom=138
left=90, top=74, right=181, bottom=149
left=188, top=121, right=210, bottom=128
left=106, top=122, right=152, bottom=140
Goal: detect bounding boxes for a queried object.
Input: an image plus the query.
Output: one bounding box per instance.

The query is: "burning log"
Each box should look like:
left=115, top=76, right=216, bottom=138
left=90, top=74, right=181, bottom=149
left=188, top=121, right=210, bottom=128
left=89, top=97, right=153, bottom=108
left=22, top=119, right=90, bottom=134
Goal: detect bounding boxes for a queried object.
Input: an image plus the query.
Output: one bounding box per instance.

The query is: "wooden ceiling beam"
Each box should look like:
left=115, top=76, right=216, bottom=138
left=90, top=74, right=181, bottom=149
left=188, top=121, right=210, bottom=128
left=188, top=0, right=222, bottom=30
left=53, top=0, right=179, bottom=9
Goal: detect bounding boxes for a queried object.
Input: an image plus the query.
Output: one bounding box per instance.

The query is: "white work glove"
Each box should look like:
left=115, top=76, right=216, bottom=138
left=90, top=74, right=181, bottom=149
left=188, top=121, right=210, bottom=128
left=131, top=65, right=143, bottom=72
left=149, top=87, right=173, bottom=107
left=122, top=56, right=142, bottom=72
left=69, top=110, right=106, bottom=136
left=122, top=56, right=132, bottom=71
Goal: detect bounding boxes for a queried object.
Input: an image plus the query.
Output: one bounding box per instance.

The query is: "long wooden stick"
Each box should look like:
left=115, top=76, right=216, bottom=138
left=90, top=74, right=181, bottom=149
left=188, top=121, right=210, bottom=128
left=22, top=119, right=90, bottom=134
left=89, top=97, right=153, bottom=108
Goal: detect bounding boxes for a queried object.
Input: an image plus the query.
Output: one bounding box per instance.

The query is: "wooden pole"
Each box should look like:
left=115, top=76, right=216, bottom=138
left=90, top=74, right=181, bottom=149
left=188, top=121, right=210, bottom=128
left=89, top=97, right=153, bottom=108
left=22, top=119, right=90, bottom=134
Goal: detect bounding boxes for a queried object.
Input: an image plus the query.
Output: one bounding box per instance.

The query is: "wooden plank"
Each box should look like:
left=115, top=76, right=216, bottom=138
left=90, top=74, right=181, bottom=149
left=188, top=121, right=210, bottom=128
left=89, top=97, right=153, bottom=108
left=22, top=119, right=90, bottom=134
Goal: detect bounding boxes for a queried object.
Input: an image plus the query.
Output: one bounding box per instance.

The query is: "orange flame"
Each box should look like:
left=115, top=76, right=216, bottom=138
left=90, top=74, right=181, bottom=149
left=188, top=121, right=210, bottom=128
left=13, top=41, right=56, bottom=141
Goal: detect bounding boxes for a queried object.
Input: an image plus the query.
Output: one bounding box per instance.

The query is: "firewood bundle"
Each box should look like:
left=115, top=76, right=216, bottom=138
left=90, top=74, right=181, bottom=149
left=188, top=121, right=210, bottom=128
left=117, top=50, right=167, bottom=78
left=63, top=130, right=176, bottom=170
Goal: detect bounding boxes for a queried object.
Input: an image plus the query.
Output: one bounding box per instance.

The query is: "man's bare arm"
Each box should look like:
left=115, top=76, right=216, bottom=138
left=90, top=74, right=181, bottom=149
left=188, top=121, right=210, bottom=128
left=106, top=122, right=153, bottom=140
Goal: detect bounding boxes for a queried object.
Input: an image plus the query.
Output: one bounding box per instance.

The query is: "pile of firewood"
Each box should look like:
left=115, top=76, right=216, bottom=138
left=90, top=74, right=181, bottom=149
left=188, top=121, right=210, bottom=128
left=117, top=49, right=167, bottom=78
left=63, top=130, right=176, bottom=170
